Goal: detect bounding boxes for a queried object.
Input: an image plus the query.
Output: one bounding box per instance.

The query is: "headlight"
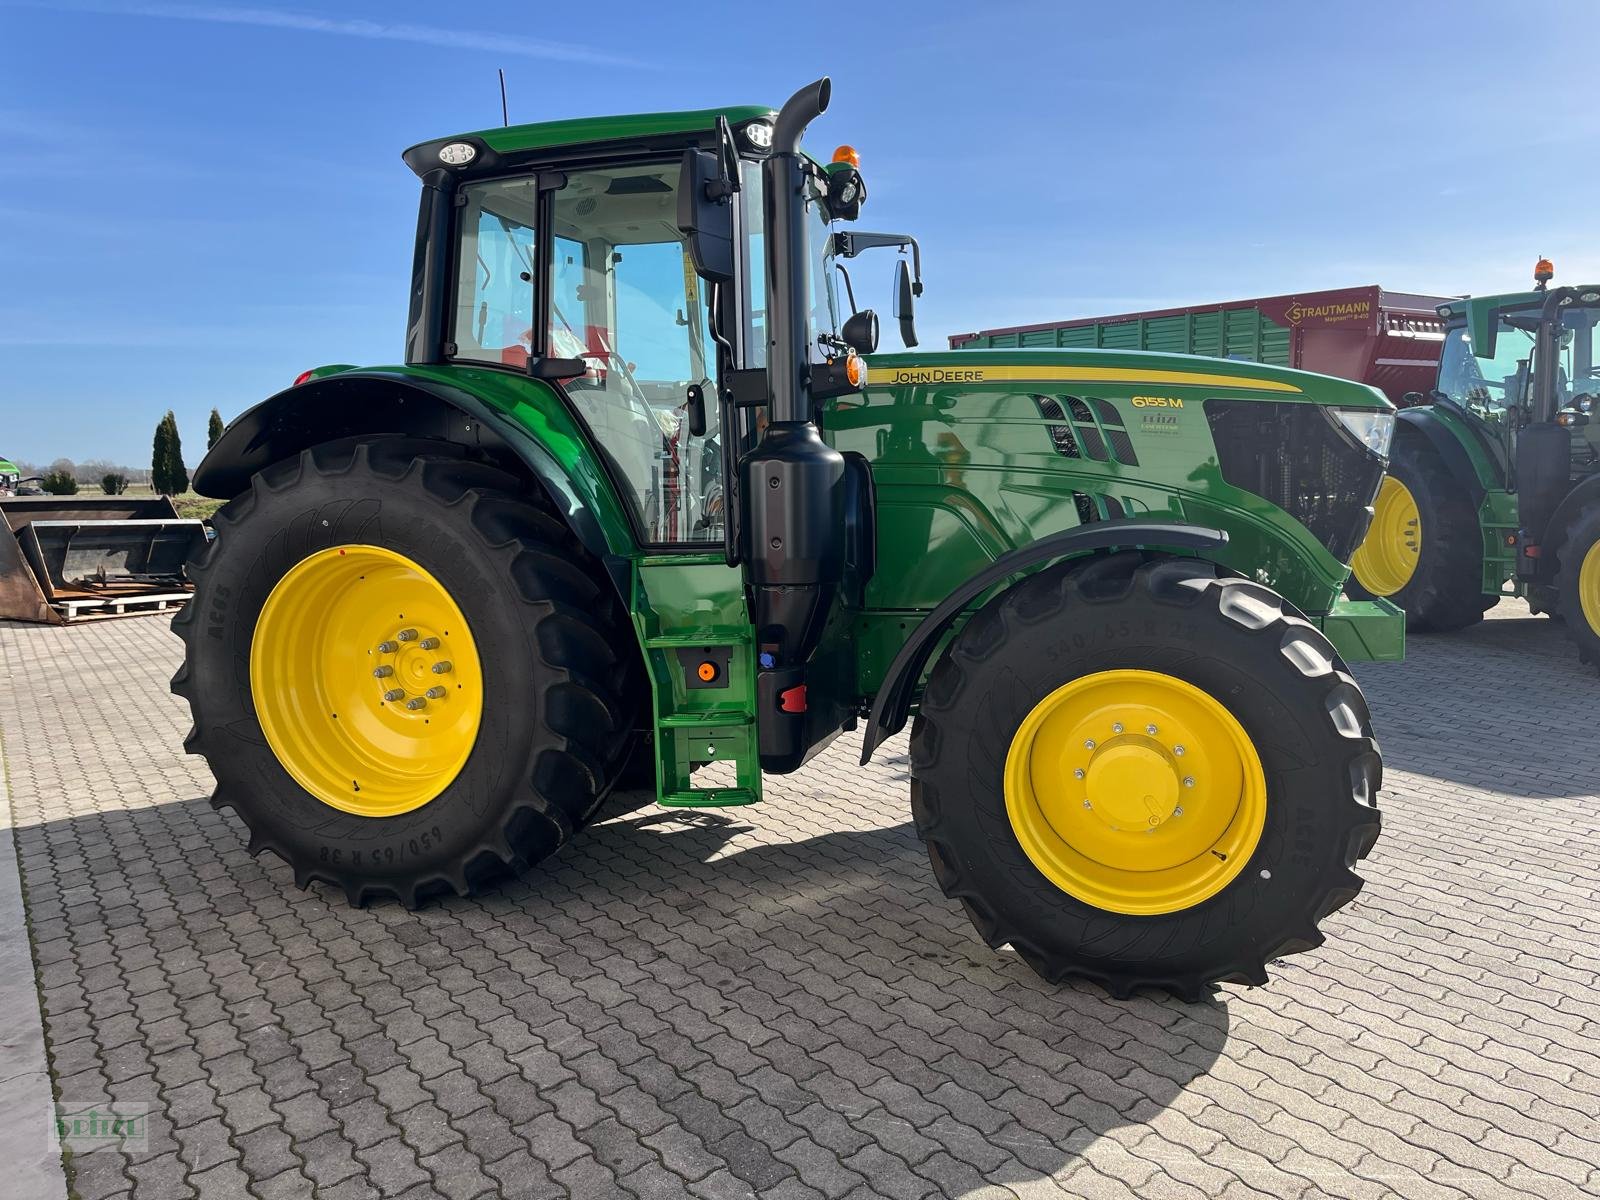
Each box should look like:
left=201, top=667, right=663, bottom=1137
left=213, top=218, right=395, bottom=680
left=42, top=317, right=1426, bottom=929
left=742, top=120, right=774, bottom=151
left=1334, top=408, right=1395, bottom=458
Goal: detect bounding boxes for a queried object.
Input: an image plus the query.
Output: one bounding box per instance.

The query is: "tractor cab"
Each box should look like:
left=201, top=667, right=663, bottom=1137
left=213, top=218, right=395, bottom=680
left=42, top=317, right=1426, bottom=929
left=1434, top=270, right=1600, bottom=487
left=0, top=458, right=19, bottom=497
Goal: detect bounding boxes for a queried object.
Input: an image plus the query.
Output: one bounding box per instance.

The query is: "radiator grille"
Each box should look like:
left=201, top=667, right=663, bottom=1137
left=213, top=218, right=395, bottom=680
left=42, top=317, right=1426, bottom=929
left=1204, top=399, right=1385, bottom=561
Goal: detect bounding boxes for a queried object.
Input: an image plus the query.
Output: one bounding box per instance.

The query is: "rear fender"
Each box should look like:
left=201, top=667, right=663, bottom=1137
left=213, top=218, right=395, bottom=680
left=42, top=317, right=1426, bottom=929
left=196, top=368, right=636, bottom=573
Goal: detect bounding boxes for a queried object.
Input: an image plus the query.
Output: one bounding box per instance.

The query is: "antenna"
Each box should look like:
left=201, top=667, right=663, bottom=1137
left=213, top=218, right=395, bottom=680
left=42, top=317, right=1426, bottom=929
left=498, top=69, right=509, bottom=127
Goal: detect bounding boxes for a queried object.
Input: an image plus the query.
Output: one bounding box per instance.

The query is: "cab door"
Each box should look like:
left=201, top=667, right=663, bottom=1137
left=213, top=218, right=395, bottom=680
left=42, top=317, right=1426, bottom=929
left=548, top=157, right=761, bottom=804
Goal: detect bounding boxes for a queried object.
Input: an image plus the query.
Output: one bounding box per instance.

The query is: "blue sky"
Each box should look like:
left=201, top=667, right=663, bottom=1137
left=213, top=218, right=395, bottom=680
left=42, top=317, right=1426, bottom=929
left=2, top=0, right=1598, bottom=467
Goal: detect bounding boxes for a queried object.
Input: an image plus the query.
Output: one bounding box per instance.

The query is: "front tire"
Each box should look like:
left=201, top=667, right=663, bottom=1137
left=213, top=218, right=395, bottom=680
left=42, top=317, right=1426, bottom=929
left=910, top=553, right=1382, bottom=1000
left=172, top=438, right=640, bottom=907
left=1348, top=440, right=1485, bottom=631
left=1554, top=504, right=1600, bottom=669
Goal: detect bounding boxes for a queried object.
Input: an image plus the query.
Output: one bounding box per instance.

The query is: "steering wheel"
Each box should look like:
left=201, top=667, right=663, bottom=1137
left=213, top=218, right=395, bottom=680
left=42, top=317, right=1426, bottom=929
left=576, top=349, right=655, bottom=413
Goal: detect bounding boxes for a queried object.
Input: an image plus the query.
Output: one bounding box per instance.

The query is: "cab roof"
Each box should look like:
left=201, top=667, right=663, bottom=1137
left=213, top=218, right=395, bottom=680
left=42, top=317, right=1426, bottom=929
left=408, top=105, right=775, bottom=163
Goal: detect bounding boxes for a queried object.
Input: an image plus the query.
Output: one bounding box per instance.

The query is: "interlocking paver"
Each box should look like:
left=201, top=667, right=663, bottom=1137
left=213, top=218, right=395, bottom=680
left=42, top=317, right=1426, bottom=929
left=3, top=604, right=1599, bottom=1199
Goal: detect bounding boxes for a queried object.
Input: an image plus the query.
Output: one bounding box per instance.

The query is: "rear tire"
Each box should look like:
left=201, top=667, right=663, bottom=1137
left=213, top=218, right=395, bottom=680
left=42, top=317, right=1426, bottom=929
left=1348, top=440, right=1485, bottom=631
left=1554, top=504, right=1600, bottom=669
left=910, top=552, right=1382, bottom=1001
left=172, top=437, right=642, bottom=907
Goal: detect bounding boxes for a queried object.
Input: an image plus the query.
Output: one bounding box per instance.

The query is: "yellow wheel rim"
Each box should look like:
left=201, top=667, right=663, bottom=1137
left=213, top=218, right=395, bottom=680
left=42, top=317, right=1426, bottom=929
left=1350, top=476, right=1421, bottom=596
left=1003, top=670, right=1267, bottom=916
left=1580, top=540, right=1600, bottom=637
left=250, top=545, right=482, bottom=818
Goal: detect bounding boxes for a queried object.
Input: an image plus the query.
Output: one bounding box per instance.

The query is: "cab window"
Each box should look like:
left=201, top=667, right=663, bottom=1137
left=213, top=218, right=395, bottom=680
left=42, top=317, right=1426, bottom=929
left=451, top=178, right=539, bottom=366
left=1438, top=322, right=1530, bottom=413
left=551, top=163, right=722, bottom=544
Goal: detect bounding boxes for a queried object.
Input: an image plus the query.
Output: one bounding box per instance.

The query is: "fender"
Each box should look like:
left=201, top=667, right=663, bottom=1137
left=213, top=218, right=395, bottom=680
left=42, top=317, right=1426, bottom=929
left=858, top=519, right=1228, bottom=764
left=1396, top=406, right=1503, bottom=503
left=1542, top=472, right=1600, bottom=554
left=195, top=367, right=636, bottom=573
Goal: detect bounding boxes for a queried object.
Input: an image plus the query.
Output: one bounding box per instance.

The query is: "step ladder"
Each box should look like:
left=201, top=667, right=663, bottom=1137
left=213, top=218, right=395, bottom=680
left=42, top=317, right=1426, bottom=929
left=630, top=553, right=762, bottom=807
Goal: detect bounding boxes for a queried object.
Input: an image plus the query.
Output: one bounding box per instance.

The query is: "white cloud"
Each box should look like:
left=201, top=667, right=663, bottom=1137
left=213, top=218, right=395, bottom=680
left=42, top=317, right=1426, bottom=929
left=7, top=1, right=647, bottom=68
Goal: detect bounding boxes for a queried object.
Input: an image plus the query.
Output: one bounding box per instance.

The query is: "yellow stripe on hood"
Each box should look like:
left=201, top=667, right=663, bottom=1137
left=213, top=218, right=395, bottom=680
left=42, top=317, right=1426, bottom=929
left=866, top=363, right=1301, bottom=393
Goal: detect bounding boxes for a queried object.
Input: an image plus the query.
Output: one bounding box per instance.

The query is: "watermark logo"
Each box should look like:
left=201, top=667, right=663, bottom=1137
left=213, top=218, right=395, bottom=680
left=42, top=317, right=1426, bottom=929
left=49, top=1102, right=150, bottom=1154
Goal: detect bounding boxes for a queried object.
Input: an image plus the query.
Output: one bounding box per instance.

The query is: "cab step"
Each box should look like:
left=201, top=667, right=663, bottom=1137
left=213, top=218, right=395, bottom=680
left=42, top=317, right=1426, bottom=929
left=659, top=788, right=760, bottom=808
left=630, top=555, right=762, bottom=808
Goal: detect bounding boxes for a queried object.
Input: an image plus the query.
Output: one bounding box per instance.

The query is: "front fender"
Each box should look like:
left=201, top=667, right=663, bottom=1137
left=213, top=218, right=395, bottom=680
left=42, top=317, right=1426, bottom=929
left=858, top=519, right=1228, bottom=763
left=197, top=365, right=638, bottom=566
left=1397, top=404, right=1506, bottom=501
left=1543, top=471, right=1600, bottom=552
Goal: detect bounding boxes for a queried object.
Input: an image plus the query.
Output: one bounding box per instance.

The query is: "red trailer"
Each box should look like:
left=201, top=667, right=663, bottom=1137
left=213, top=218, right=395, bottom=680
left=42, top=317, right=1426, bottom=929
left=950, top=285, right=1453, bottom=406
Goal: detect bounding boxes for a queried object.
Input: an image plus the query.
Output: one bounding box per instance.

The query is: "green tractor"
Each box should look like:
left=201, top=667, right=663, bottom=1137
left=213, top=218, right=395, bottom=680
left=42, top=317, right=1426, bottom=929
left=1350, top=259, right=1600, bottom=665
left=175, top=79, right=1400, bottom=999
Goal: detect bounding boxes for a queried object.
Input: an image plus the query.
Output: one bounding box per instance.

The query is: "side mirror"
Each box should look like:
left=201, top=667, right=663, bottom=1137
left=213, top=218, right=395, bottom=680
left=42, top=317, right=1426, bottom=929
left=842, top=309, right=879, bottom=355
left=676, top=149, right=735, bottom=283
left=892, top=259, right=918, bottom=348
left=1401, top=391, right=1425, bottom=407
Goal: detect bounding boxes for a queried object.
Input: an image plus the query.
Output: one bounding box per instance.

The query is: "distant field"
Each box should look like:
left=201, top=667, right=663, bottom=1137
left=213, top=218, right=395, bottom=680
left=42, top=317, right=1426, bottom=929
left=114, top=483, right=225, bottom=521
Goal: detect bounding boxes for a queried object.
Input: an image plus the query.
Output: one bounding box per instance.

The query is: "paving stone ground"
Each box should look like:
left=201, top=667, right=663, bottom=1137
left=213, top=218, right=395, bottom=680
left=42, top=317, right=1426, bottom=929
left=1, top=601, right=1597, bottom=1200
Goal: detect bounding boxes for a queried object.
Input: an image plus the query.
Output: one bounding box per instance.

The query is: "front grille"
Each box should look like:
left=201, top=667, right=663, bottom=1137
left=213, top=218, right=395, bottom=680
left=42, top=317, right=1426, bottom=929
left=1205, top=399, right=1385, bottom=561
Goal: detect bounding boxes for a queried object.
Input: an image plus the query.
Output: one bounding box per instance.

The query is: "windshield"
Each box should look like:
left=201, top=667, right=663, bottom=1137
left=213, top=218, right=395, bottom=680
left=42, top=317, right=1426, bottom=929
left=1439, top=304, right=1600, bottom=415
left=740, top=161, right=839, bottom=367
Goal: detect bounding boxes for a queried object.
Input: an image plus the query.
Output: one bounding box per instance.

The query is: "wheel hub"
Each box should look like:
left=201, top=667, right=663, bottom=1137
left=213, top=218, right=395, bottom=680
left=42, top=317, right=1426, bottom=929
left=1003, top=669, right=1266, bottom=915
left=1083, top=740, right=1180, bottom=831
left=250, top=545, right=482, bottom=818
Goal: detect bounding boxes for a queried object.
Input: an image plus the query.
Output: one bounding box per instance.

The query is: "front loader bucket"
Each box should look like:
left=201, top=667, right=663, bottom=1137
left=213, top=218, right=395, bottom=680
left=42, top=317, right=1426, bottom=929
left=0, top=496, right=208, bottom=624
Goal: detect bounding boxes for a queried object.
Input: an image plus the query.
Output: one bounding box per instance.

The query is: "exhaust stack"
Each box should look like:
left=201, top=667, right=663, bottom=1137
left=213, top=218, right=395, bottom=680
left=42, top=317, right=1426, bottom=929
left=741, top=79, right=848, bottom=765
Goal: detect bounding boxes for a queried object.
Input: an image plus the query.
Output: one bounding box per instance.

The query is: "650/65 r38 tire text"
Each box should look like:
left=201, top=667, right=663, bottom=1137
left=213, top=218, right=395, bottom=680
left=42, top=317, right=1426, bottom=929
left=910, top=552, right=1382, bottom=1001
left=171, top=437, right=641, bottom=908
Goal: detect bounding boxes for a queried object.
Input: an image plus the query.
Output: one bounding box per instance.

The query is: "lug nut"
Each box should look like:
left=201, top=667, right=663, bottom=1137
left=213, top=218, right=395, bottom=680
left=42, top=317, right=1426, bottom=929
left=377, top=641, right=398, bottom=654
left=1173, top=806, right=1184, bottom=817
left=383, top=689, right=405, bottom=702
left=1183, top=776, right=1195, bottom=788
left=1173, top=744, right=1185, bottom=756
left=1084, top=739, right=1096, bottom=750
left=373, top=665, right=394, bottom=678
left=397, top=628, right=418, bottom=642
left=1112, top=722, right=1124, bottom=734
left=420, top=637, right=440, bottom=650
left=405, top=697, right=427, bottom=711
left=425, top=686, right=446, bottom=700
left=1073, top=768, right=1086, bottom=780
left=431, top=661, right=452, bottom=674
left=1146, top=724, right=1159, bottom=735
left=1082, top=799, right=1092, bottom=809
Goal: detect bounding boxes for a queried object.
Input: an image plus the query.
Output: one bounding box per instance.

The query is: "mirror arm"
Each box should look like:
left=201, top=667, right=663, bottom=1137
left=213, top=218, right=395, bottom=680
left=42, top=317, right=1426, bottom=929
left=835, top=263, right=858, bottom=314
left=831, top=230, right=923, bottom=296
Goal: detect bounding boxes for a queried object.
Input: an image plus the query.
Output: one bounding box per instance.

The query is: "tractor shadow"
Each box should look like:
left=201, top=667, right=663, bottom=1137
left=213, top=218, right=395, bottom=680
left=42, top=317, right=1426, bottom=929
left=1352, top=605, right=1600, bottom=799
left=475, top=800, right=1232, bottom=1192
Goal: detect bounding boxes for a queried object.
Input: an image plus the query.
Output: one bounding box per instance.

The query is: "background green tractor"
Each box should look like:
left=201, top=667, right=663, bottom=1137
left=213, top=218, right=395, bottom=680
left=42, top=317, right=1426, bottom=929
left=175, top=79, right=1399, bottom=999
left=1349, top=260, right=1600, bottom=666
